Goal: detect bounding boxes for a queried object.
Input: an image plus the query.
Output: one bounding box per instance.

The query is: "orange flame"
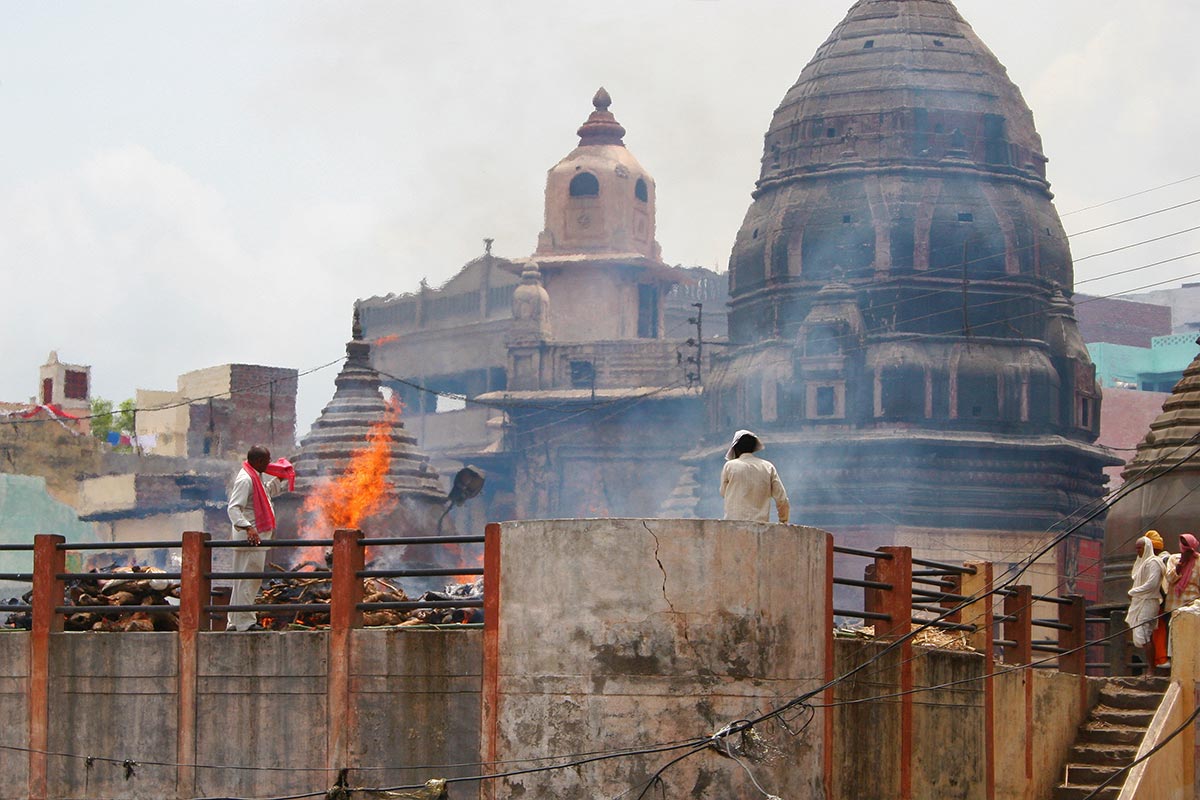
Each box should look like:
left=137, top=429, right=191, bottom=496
left=302, top=399, right=400, bottom=540
left=375, top=334, right=401, bottom=346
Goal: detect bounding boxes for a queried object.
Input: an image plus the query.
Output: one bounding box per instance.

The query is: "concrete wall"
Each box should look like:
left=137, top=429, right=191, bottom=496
left=0, top=629, right=482, bottom=800
left=831, top=639, right=1097, bottom=800
left=0, top=633, right=29, bottom=796
left=993, top=669, right=1099, bottom=800
left=483, top=519, right=830, bottom=799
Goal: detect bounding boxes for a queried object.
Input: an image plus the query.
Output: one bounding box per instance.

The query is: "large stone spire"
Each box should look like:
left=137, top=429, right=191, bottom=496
left=1102, top=340, right=1200, bottom=602
left=293, top=306, right=444, bottom=501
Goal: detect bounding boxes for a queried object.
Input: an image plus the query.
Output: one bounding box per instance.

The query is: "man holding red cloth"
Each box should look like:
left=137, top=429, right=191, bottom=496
left=226, top=445, right=294, bottom=631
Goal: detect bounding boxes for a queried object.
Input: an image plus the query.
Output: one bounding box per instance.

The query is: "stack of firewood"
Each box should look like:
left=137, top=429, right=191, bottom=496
left=2, top=595, right=31, bottom=630
left=254, top=576, right=483, bottom=629
left=63, top=567, right=180, bottom=632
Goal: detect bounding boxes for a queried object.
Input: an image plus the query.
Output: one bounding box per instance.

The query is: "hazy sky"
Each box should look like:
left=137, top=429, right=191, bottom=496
left=2, top=1, right=1198, bottom=437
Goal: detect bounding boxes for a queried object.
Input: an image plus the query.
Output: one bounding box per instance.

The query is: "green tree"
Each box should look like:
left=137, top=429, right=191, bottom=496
left=116, top=398, right=136, bottom=435
left=90, top=398, right=115, bottom=440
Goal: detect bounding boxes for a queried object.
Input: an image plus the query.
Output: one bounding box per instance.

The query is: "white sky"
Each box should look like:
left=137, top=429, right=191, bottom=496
left=1, top=0, right=1198, bottom=438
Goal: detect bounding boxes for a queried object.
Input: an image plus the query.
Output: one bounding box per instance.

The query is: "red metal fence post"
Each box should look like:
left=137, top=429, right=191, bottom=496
left=177, top=531, right=210, bottom=796
left=877, top=546, right=913, bottom=800
left=1005, top=585, right=1033, bottom=667
left=29, top=534, right=65, bottom=800
left=481, top=522, right=502, bottom=800
left=960, top=562, right=995, bottom=800
left=1058, top=594, right=1087, bottom=675
left=328, top=528, right=364, bottom=780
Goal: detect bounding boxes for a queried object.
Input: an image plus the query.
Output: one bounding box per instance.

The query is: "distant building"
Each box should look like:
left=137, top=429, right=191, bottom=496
left=1126, top=283, right=1200, bottom=335
left=1074, top=294, right=1171, bottom=348
left=1088, top=334, right=1200, bottom=393
left=358, top=92, right=726, bottom=525
left=37, top=351, right=91, bottom=420
left=135, top=364, right=299, bottom=459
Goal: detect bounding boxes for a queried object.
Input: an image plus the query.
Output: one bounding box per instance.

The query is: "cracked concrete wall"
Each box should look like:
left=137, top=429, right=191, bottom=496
left=483, top=518, right=829, bottom=799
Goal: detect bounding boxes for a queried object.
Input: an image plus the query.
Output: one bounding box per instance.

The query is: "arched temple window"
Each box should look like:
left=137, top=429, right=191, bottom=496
left=635, top=178, right=648, bottom=202
left=569, top=172, right=600, bottom=197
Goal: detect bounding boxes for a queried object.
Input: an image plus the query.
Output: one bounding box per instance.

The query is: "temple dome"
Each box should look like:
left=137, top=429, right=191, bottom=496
left=728, top=0, right=1073, bottom=344
left=535, top=88, right=661, bottom=262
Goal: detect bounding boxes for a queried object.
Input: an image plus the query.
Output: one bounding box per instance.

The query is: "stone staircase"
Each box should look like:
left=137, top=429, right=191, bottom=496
left=1052, top=676, right=1169, bottom=800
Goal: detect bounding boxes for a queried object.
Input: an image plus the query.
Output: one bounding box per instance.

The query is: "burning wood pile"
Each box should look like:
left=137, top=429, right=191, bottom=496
left=254, top=573, right=483, bottom=630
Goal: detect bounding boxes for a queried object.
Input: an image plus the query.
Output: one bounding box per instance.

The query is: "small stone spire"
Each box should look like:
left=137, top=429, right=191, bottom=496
left=352, top=304, right=363, bottom=341
left=576, top=87, right=626, bottom=147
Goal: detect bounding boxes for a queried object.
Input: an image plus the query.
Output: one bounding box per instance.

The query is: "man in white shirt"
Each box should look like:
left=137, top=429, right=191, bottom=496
left=720, top=430, right=790, bottom=524
left=226, top=445, right=287, bottom=631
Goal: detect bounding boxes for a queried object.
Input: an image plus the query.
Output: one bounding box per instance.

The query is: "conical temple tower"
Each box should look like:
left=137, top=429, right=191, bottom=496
left=1102, top=340, right=1200, bottom=604
left=276, top=308, right=449, bottom=542
left=293, top=308, right=444, bottom=499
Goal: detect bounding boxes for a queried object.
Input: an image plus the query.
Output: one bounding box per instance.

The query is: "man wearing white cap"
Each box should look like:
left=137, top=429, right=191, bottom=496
left=720, top=430, right=790, bottom=523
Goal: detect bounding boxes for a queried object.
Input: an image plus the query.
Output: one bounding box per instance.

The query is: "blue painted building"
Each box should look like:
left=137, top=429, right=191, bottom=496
left=1088, top=333, right=1200, bottom=393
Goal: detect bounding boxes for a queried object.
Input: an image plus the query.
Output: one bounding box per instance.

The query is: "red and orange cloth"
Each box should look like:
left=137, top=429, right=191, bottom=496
left=241, top=458, right=295, bottom=534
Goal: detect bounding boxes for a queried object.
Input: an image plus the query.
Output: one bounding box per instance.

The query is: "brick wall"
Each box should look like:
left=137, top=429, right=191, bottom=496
left=1076, top=294, right=1171, bottom=347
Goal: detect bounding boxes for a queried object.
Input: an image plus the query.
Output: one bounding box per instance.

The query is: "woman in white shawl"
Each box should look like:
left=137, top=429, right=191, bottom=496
left=1126, top=535, right=1165, bottom=674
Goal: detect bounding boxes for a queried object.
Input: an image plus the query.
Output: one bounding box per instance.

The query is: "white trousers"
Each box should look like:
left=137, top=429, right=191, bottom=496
left=227, top=530, right=273, bottom=630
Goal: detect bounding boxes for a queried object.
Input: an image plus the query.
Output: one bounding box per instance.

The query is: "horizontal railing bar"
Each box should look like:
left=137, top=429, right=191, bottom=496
left=365, top=536, right=485, bottom=546
left=910, top=557, right=976, bottom=574
left=833, top=609, right=892, bottom=622
left=205, top=539, right=334, bottom=548
left=911, top=587, right=969, bottom=602
left=0, top=574, right=33, bottom=582
left=1032, top=618, right=1073, bottom=631
left=911, top=619, right=976, bottom=633
left=58, top=541, right=182, bottom=551
left=56, top=572, right=182, bottom=581
left=357, top=599, right=483, bottom=611
left=832, top=545, right=892, bottom=560
left=1031, top=594, right=1072, bottom=606
left=204, top=604, right=328, bottom=613
left=0, top=545, right=34, bottom=552
left=357, top=568, right=484, bottom=579
left=834, top=577, right=893, bottom=591
left=911, top=576, right=956, bottom=588
left=993, top=587, right=1018, bottom=597
left=1031, top=643, right=1068, bottom=654
left=911, top=569, right=961, bottom=578
left=912, top=603, right=957, bottom=615
left=56, top=605, right=176, bottom=615
left=1085, top=617, right=1110, bottom=624
left=993, top=614, right=1018, bottom=623
left=2, top=605, right=32, bottom=612
left=994, top=638, right=1017, bottom=648
left=209, top=572, right=331, bottom=580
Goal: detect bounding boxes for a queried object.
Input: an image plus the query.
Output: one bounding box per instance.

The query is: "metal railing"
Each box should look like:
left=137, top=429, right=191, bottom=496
left=22, top=529, right=488, bottom=634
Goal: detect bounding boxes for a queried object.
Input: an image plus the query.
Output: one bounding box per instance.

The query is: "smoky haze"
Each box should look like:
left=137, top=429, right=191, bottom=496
left=0, top=1, right=1196, bottom=436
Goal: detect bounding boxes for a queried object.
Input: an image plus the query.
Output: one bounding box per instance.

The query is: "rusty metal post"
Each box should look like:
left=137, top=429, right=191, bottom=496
left=940, top=573, right=963, bottom=623
left=874, top=547, right=912, bottom=639
left=959, top=562, right=995, bottom=800
left=481, top=522, right=502, bottom=800
left=177, top=531, right=210, bottom=796
left=1005, top=585, right=1033, bottom=666
left=29, top=534, right=65, bottom=800
left=876, top=546, right=913, bottom=800
left=328, top=528, right=364, bottom=780
left=1058, top=594, right=1087, bottom=676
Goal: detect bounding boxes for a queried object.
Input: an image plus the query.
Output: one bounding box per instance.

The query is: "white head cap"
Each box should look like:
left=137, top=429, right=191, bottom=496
left=725, top=429, right=764, bottom=461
